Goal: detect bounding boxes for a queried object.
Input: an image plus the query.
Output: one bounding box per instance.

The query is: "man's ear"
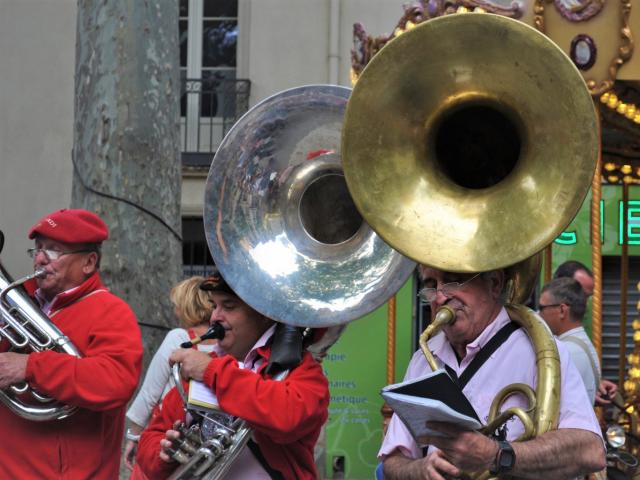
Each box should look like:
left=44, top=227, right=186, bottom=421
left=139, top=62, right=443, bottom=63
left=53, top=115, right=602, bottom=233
left=82, top=252, right=98, bottom=274
left=489, top=269, right=505, bottom=298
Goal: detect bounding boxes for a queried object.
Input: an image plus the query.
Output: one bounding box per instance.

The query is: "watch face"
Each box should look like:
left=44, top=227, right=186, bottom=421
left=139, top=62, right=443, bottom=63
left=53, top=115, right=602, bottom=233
left=501, top=449, right=515, bottom=469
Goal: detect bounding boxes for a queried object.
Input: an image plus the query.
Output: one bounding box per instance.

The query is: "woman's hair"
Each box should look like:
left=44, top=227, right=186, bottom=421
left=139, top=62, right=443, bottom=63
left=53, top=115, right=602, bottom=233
left=169, top=276, right=213, bottom=329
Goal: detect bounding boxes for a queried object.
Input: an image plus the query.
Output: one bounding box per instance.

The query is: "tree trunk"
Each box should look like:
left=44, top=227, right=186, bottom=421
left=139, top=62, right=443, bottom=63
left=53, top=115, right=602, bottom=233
left=73, top=1, right=182, bottom=360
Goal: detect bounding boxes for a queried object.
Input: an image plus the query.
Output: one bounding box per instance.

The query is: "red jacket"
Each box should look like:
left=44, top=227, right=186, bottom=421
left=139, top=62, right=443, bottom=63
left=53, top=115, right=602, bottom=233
left=0, top=272, right=143, bottom=479
left=137, top=346, right=329, bottom=479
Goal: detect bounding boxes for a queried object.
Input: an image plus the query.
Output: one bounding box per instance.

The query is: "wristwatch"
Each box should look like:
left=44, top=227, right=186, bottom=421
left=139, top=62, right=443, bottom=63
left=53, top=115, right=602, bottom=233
left=126, top=428, right=141, bottom=442
left=490, top=440, right=516, bottom=475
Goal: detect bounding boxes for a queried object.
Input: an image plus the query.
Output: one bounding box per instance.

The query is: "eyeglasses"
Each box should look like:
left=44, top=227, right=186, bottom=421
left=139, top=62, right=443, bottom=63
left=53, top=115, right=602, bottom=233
left=537, top=303, right=563, bottom=312
left=27, top=248, right=92, bottom=261
left=418, top=273, right=481, bottom=303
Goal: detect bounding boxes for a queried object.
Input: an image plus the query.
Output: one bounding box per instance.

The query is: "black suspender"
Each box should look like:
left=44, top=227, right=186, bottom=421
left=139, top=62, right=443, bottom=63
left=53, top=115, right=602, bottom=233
left=246, top=439, right=286, bottom=480
left=422, top=321, right=521, bottom=456
left=444, top=321, right=521, bottom=390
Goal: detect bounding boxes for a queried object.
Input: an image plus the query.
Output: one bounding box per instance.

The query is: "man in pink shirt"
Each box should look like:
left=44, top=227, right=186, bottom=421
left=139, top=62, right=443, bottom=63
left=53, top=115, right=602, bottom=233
left=379, top=266, right=605, bottom=479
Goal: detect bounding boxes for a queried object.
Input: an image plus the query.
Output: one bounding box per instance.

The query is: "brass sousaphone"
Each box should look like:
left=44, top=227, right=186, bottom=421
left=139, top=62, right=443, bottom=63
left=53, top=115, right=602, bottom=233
left=342, top=12, right=599, bottom=478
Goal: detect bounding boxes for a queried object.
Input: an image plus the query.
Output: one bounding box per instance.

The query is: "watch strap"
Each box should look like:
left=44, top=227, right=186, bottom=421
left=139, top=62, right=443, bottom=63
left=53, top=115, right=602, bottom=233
left=490, top=440, right=515, bottom=475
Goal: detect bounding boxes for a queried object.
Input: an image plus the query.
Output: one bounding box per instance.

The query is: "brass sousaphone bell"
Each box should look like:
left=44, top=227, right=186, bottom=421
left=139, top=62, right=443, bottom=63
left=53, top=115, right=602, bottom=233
left=342, top=12, right=599, bottom=478
left=342, top=13, right=598, bottom=273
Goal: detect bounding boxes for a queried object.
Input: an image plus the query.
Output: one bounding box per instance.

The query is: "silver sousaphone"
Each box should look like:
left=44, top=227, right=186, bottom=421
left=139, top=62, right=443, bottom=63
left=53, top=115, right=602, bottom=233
left=168, top=85, right=415, bottom=479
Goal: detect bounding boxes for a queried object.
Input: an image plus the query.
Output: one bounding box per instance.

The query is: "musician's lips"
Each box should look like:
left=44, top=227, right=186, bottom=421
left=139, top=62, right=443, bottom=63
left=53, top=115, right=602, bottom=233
left=443, top=300, right=463, bottom=325
left=213, top=321, right=232, bottom=332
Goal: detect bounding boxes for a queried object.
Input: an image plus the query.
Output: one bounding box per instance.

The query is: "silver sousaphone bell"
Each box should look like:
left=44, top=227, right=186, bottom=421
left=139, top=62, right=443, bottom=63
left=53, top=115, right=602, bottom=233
left=203, top=84, right=416, bottom=328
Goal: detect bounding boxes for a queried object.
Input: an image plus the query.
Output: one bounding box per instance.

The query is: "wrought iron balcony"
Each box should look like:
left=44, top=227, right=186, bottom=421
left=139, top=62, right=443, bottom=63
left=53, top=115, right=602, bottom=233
left=181, top=77, right=251, bottom=167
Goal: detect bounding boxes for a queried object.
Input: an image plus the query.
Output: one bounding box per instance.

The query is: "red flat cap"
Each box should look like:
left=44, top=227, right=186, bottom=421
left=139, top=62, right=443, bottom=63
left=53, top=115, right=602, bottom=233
left=28, top=209, right=109, bottom=244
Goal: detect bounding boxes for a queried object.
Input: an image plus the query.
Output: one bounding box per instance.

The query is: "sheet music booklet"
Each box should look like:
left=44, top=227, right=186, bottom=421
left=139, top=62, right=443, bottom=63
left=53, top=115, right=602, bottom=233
left=187, top=379, right=221, bottom=414
left=381, top=368, right=483, bottom=445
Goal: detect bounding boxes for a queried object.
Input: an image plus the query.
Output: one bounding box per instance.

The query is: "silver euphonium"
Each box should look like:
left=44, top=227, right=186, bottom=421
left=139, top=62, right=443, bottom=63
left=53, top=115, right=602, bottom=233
left=168, top=360, right=288, bottom=480
left=0, top=261, right=81, bottom=421
left=166, top=323, right=258, bottom=480
left=165, top=84, right=415, bottom=479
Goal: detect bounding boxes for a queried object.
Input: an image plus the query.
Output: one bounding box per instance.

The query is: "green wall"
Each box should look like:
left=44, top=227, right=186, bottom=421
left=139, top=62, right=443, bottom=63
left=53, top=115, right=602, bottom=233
left=323, top=278, right=414, bottom=479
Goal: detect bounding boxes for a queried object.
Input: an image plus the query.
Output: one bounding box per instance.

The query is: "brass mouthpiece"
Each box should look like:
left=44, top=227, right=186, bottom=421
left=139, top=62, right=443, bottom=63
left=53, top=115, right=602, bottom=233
left=419, top=305, right=456, bottom=371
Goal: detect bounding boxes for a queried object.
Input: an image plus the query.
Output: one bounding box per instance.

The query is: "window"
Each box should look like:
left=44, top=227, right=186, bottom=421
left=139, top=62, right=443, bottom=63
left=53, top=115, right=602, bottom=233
left=182, top=217, right=216, bottom=277
left=180, top=0, right=247, bottom=154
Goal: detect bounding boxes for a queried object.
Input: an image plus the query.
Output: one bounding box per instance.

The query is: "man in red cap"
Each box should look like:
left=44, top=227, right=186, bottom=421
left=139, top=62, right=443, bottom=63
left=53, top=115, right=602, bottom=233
left=0, top=208, right=143, bottom=479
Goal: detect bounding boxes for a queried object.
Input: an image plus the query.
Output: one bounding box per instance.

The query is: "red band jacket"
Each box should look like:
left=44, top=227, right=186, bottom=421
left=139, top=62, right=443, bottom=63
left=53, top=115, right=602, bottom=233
left=137, top=345, right=330, bottom=480
left=0, top=272, right=143, bottom=479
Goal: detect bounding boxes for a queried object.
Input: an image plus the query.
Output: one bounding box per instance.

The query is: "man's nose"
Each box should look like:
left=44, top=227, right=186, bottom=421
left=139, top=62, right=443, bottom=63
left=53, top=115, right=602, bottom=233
left=433, top=289, right=448, bottom=305
left=33, top=250, right=49, bottom=264
left=210, top=307, right=224, bottom=322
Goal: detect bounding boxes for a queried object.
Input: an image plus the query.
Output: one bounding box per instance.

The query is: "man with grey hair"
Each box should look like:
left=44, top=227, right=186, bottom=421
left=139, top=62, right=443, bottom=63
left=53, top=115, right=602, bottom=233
left=539, top=277, right=600, bottom=404
left=379, top=267, right=604, bottom=479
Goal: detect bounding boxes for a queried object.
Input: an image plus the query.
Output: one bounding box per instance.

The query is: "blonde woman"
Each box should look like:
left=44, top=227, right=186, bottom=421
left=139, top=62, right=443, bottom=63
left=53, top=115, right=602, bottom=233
left=123, top=276, right=216, bottom=472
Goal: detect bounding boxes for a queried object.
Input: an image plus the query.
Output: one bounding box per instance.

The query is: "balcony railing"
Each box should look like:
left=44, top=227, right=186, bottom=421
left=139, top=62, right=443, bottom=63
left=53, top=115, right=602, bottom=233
left=181, top=77, right=251, bottom=166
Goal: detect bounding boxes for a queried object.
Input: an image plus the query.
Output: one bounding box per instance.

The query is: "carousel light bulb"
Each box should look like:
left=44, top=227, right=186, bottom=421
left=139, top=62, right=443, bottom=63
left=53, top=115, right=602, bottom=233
left=608, top=94, right=619, bottom=109
left=626, top=105, right=637, bottom=118
left=633, top=319, right=640, bottom=330
left=601, top=92, right=611, bottom=103
left=608, top=175, right=620, bottom=184
left=634, top=331, right=640, bottom=342
left=618, top=103, right=628, bottom=114
left=604, top=162, right=617, bottom=171
left=624, top=379, right=636, bottom=393
left=622, top=165, right=632, bottom=174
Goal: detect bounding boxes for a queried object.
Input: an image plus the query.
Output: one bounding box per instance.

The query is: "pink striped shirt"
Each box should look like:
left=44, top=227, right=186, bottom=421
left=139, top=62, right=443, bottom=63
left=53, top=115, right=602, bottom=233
left=379, top=307, right=602, bottom=460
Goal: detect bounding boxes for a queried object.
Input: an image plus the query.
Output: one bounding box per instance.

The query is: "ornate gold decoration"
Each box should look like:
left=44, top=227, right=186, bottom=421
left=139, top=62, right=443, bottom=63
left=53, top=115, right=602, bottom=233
left=534, top=0, right=634, bottom=97
left=350, top=1, right=523, bottom=84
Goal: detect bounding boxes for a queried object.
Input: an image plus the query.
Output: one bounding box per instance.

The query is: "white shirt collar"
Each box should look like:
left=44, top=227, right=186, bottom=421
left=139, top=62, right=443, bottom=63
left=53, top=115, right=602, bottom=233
left=212, top=323, right=277, bottom=369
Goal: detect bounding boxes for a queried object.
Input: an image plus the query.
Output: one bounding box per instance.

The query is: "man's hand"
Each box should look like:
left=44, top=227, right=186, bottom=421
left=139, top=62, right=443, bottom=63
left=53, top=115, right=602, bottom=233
left=595, top=379, right=618, bottom=406
left=418, top=422, right=498, bottom=473
left=159, top=421, right=183, bottom=463
left=169, top=349, right=212, bottom=382
left=383, top=448, right=468, bottom=480
left=421, top=450, right=462, bottom=480
left=0, top=352, right=29, bottom=388
left=124, top=440, right=137, bottom=470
